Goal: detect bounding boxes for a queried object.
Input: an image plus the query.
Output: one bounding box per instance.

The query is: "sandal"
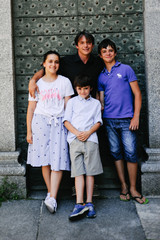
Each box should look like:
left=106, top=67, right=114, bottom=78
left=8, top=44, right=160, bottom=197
left=120, top=192, right=130, bottom=201
left=131, top=195, right=149, bottom=204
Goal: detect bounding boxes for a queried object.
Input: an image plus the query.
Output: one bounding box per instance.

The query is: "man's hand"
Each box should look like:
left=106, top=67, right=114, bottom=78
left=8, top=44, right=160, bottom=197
left=28, top=69, right=44, bottom=97
left=129, top=116, right=139, bottom=131
left=28, top=79, right=39, bottom=98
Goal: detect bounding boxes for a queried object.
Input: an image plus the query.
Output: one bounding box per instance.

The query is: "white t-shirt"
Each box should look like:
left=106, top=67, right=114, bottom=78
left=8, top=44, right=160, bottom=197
left=28, top=75, right=74, bottom=118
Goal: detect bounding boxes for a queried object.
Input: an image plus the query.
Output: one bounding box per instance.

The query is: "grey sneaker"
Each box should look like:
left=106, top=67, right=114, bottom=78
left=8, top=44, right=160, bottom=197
left=45, top=197, right=57, bottom=213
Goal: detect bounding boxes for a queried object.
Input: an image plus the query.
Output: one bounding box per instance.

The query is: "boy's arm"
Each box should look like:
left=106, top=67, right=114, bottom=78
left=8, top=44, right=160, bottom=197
left=78, top=122, right=101, bottom=142
left=64, top=120, right=101, bottom=142
left=26, top=101, right=37, bottom=144
left=129, top=81, right=142, bottom=130
left=28, top=69, right=44, bottom=98
left=64, top=120, right=80, bottom=137
left=99, top=91, right=104, bottom=111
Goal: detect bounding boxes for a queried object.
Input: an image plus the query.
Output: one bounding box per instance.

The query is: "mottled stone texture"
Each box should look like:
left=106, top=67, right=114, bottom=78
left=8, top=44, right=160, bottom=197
left=141, top=0, right=160, bottom=196
left=142, top=147, right=160, bottom=195
left=0, top=0, right=26, bottom=197
left=0, top=0, right=16, bottom=151
left=0, top=151, right=26, bottom=197
left=144, top=0, right=160, bottom=148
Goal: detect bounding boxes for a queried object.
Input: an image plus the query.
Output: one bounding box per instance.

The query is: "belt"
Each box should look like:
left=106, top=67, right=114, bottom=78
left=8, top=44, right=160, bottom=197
left=48, top=116, right=59, bottom=126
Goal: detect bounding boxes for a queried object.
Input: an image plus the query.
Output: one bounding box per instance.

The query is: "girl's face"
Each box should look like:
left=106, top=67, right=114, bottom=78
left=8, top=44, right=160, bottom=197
left=43, top=54, right=60, bottom=74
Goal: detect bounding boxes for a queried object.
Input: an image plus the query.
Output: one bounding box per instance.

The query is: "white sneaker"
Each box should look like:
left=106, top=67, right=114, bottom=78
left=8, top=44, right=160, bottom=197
left=45, top=197, right=57, bottom=213
left=44, top=193, right=50, bottom=205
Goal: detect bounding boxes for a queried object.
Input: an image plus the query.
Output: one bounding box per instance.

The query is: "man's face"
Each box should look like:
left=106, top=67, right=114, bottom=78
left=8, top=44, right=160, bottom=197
left=76, top=36, right=94, bottom=56
left=100, top=46, right=117, bottom=64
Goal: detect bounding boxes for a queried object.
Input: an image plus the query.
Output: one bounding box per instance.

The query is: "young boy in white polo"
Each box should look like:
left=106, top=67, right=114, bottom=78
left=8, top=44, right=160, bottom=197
left=64, top=74, right=103, bottom=220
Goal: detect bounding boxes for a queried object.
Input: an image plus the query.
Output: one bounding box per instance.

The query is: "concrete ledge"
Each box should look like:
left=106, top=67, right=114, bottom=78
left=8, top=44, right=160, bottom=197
left=0, top=151, right=26, bottom=197
left=141, top=148, right=160, bottom=195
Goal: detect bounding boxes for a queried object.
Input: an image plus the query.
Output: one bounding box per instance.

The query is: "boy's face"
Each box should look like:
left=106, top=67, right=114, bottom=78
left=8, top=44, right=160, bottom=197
left=99, top=45, right=117, bottom=64
left=76, top=86, right=91, bottom=99
left=76, top=36, right=94, bottom=56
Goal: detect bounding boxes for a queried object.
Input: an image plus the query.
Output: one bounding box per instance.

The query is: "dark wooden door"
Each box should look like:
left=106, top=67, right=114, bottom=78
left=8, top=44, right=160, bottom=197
left=12, top=0, right=147, bottom=192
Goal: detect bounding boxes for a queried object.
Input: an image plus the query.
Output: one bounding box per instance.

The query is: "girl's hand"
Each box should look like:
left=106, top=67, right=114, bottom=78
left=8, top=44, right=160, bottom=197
left=27, top=132, right=33, bottom=144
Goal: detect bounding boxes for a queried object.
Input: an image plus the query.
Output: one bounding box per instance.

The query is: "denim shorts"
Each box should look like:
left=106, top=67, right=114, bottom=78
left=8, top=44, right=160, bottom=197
left=103, top=118, right=138, bottom=163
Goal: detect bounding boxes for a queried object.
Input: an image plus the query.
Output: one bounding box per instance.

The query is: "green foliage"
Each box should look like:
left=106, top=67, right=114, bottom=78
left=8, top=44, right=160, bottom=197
left=0, top=177, right=22, bottom=206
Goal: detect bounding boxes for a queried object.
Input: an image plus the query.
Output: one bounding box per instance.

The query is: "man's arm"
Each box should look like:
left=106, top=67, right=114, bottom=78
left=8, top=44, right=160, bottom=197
left=129, top=81, right=142, bottom=130
left=29, top=69, right=44, bottom=98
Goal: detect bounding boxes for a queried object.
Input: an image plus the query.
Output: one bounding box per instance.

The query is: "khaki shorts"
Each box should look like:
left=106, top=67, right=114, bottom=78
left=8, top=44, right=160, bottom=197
left=69, top=138, right=103, bottom=178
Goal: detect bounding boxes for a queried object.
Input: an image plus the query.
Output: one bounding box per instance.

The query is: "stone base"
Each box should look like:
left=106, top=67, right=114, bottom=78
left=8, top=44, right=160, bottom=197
left=141, top=148, right=160, bottom=196
left=0, top=151, right=26, bottom=198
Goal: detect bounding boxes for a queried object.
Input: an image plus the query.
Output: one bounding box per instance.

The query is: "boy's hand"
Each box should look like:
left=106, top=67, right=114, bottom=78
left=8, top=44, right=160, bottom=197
left=29, top=79, right=39, bottom=98
left=26, top=132, right=33, bottom=144
left=129, top=116, right=139, bottom=131
left=77, top=131, right=91, bottom=142
left=101, top=106, right=104, bottom=111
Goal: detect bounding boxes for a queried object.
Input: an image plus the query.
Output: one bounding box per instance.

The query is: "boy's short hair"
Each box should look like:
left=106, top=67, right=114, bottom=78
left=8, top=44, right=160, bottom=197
left=74, top=74, right=93, bottom=88
left=98, top=38, right=117, bottom=55
left=74, top=30, right=95, bottom=46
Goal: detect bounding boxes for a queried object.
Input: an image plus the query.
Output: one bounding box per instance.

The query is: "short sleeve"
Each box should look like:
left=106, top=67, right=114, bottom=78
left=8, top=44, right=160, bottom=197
left=126, top=65, right=137, bottom=83
left=63, top=98, right=73, bottom=123
left=94, top=101, right=103, bottom=125
left=65, top=78, right=74, bottom=97
left=28, top=92, right=38, bottom=101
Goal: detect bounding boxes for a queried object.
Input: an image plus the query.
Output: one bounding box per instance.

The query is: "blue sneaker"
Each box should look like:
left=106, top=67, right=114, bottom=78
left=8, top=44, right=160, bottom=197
left=85, top=203, right=96, bottom=218
left=69, top=204, right=89, bottom=221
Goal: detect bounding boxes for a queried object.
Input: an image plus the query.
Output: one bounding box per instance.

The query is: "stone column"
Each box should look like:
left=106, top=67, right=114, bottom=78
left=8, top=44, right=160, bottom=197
left=0, top=0, right=26, bottom=196
left=142, top=0, right=160, bottom=195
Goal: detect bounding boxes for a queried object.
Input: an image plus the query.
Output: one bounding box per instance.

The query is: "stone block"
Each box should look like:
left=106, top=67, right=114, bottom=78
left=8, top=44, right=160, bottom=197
left=141, top=148, right=160, bottom=195
left=144, top=13, right=160, bottom=47
left=0, top=74, right=16, bottom=151
left=144, top=6, right=160, bottom=147
left=0, top=151, right=26, bottom=198
left=141, top=172, right=160, bottom=195
left=144, top=0, right=160, bottom=11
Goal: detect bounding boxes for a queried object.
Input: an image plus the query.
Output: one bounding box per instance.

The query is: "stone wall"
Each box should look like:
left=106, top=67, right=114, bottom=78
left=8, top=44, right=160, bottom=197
left=0, top=0, right=16, bottom=152
left=0, top=0, right=26, bottom=197
left=141, top=0, right=160, bottom=195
